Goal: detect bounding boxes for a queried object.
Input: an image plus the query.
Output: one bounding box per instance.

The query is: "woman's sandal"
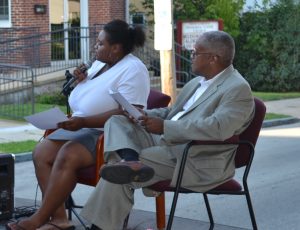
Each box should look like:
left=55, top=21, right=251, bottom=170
left=5, top=220, right=27, bottom=230
left=44, top=222, right=75, bottom=230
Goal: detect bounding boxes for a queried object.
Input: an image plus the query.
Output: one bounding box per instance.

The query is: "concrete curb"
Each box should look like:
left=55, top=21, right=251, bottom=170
left=10, top=117, right=300, bottom=164
left=262, top=117, right=300, bottom=128
left=14, top=152, right=33, bottom=163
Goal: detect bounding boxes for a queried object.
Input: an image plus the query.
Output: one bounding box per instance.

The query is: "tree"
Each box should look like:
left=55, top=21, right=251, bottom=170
left=235, top=0, right=300, bottom=91
left=141, top=0, right=245, bottom=37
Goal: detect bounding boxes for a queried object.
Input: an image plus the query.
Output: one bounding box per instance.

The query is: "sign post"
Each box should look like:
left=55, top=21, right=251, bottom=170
left=154, top=0, right=176, bottom=103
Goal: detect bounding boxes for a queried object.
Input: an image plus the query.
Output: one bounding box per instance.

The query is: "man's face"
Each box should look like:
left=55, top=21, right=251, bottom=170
left=191, top=42, right=214, bottom=77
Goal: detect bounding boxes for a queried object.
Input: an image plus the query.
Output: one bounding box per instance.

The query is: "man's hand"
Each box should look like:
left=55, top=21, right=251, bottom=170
left=57, top=117, right=85, bottom=131
left=124, top=107, right=146, bottom=124
left=139, top=116, right=164, bottom=134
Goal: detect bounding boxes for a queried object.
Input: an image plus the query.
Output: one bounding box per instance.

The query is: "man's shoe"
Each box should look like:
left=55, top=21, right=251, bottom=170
left=100, top=161, right=155, bottom=184
left=89, top=224, right=102, bottom=230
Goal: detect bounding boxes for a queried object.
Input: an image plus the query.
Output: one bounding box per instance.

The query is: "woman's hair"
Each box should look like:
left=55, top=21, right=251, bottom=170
left=104, top=19, right=146, bottom=55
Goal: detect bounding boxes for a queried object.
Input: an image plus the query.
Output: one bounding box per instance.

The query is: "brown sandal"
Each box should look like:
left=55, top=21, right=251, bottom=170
left=44, top=222, right=75, bottom=230
left=5, top=221, right=27, bottom=230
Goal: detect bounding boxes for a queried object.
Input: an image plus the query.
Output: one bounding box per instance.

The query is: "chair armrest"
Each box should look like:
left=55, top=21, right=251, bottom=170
left=43, top=129, right=57, bottom=138
left=95, top=134, right=105, bottom=171
left=191, top=135, right=239, bottom=145
left=175, top=135, right=255, bottom=194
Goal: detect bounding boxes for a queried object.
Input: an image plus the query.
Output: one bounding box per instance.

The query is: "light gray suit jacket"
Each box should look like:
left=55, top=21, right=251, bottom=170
left=145, top=65, right=255, bottom=192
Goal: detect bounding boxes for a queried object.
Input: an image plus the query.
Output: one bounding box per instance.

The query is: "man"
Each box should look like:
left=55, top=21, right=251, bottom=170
left=80, top=30, right=255, bottom=230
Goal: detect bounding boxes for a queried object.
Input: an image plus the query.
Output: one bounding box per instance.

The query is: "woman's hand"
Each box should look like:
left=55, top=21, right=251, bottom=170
left=73, top=64, right=88, bottom=83
left=57, top=117, right=85, bottom=131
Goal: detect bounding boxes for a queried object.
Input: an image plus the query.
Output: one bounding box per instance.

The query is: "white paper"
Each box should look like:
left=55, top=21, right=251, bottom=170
left=24, top=107, right=69, bottom=130
left=109, top=89, right=143, bottom=120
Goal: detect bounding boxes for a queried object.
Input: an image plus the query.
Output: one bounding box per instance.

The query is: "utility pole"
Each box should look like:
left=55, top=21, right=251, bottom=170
left=154, top=0, right=177, bottom=103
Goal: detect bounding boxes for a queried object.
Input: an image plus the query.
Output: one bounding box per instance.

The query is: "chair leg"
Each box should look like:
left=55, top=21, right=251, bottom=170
left=203, top=193, right=214, bottom=230
left=65, top=196, right=74, bottom=221
left=166, top=190, right=182, bottom=230
left=155, top=193, right=166, bottom=230
left=122, top=213, right=130, bottom=230
left=244, top=188, right=258, bottom=230
left=65, top=195, right=89, bottom=230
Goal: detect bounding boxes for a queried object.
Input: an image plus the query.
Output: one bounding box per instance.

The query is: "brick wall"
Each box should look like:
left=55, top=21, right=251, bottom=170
left=0, top=0, right=125, bottom=66
left=89, top=0, right=125, bottom=26
left=13, top=0, right=50, bottom=66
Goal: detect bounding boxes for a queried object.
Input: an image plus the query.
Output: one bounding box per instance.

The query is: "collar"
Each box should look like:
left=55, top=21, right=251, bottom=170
left=199, top=64, right=232, bottom=85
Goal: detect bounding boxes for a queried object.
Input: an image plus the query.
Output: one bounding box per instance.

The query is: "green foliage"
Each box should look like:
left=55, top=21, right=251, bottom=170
left=235, top=0, right=300, bottom=92
left=35, top=92, right=66, bottom=106
left=198, top=0, right=244, bottom=37
left=140, top=0, right=244, bottom=37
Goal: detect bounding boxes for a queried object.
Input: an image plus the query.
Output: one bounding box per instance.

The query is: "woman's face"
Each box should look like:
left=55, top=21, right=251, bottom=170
left=94, top=30, right=113, bottom=63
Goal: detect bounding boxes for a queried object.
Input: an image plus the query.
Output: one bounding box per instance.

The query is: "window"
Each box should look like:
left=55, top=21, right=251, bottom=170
left=130, top=12, right=145, bottom=25
left=0, top=0, right=11, bottom=27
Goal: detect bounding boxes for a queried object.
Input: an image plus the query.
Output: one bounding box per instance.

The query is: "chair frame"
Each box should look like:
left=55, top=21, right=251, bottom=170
left=203, top=140, right=257, bottom=230
left=151, top=98, right=265, bottom=230
left=166, top=139, right=257, bottom=230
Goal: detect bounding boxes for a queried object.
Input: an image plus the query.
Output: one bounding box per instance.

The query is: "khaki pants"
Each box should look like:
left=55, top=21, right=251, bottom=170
left=80, top=115, right=183, bottom=230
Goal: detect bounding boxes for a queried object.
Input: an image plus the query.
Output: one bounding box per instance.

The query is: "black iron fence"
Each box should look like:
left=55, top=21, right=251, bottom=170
left=0, top=26, right=195, bottom=119
left=0, top=64, right=35, bottom=119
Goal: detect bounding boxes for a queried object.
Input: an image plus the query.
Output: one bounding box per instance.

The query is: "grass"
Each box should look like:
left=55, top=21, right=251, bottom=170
left=1, top=92, right=299, bottom=154
left=0, top=103, right=68, bottom=121
left=253, top=92, right=300, bottom=101
left=264, top=113, right=290, bottom=120
left=0, top=140, right=38, bottom=154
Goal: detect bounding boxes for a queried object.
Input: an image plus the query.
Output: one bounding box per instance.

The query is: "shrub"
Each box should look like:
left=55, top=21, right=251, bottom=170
left=35, top=92, right=67, bottom=106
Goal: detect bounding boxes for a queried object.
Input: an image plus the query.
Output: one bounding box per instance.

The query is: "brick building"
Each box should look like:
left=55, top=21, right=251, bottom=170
left=0, top=0, right=126, bottom=66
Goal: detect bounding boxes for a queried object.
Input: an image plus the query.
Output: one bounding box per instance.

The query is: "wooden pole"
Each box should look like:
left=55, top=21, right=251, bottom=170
left=158, top=0, right=176, bottom=103
left=160, top=49, right=177, bottom=103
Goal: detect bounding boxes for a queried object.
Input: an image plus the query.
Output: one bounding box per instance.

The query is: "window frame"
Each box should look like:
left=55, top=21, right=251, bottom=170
left=130, top=12, right=146, bottom=25
left=0, top=0, right=12, bottom=28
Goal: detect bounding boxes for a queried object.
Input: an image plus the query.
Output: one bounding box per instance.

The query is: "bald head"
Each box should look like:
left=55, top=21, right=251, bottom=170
left=196, top=31, right=235, bottom=67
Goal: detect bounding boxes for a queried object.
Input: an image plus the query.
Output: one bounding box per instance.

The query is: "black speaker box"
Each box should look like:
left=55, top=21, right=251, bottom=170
left=0, top=154, right=14, bottom=220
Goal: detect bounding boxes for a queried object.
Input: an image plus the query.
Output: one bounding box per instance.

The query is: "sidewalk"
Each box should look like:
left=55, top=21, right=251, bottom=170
left=264, top=97, right=300, bottom=118
left=1, top=98, right=300, bottom=144
left=2, top=121, right=300, bottom=230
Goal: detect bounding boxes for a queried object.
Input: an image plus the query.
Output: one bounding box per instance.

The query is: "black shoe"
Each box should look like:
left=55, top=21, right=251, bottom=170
left=100, top=161, right=155, bottom=184
left=89, top=224, right=102, bottom=230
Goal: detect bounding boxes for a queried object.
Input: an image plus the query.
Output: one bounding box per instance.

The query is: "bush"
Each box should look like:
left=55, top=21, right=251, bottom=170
left=235, top=0, right=300, bottom=92
left=35, top=92, right=67, bottom=106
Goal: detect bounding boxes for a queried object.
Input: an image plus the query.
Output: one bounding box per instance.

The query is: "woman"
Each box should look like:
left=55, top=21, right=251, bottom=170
left=6, top=19, right=150, bottom=230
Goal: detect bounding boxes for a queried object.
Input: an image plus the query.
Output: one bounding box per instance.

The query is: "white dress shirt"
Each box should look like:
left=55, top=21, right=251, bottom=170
left=171, top=68, right=227, bottom=121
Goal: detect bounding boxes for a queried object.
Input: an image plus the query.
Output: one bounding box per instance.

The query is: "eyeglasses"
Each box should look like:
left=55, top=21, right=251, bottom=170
left=190, top=50, right=212, bottom=59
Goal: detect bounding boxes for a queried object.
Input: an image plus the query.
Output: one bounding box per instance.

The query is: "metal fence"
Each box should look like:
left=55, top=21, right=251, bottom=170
left=0, top=26, right=195, bottom=119
left=0, top=64, right=35, bottom=119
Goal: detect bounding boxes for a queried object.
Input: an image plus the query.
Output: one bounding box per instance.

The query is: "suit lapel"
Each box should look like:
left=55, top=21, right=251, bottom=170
left=180, top=66, right=234, bottom=117
left=185, top=84, right=218, bottom=114
left=167, top=82, right=200, bottom=119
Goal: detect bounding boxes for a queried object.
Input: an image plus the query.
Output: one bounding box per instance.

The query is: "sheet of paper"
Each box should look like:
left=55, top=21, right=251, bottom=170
left=24, top=107, right=68, bottom=130
left=109, top=89, right=143, bottom=120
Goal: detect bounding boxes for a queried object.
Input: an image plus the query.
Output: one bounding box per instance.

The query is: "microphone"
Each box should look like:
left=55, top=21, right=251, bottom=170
left=79, top=57, right=95, bottom=74
left=61, top=57, right=96, bottom=95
